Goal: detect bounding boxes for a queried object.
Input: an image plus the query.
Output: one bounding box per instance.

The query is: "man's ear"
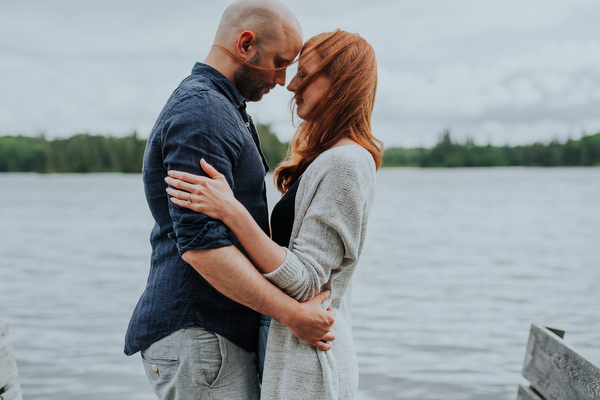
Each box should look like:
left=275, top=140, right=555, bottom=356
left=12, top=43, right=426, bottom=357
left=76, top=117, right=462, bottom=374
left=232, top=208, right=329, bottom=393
left=236, top=31, right=256, bottom=61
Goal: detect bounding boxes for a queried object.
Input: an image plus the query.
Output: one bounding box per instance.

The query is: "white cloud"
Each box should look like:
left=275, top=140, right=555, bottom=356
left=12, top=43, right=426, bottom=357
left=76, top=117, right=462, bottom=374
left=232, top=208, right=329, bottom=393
left=1, top=0, right=600, bottom=146
left=376, top=41, right=600, bottom=126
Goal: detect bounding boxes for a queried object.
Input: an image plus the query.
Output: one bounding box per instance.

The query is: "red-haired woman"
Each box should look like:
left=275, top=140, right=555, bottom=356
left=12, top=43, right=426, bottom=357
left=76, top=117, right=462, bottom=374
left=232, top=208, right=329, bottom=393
left=166, top=30, right=382, bottom=399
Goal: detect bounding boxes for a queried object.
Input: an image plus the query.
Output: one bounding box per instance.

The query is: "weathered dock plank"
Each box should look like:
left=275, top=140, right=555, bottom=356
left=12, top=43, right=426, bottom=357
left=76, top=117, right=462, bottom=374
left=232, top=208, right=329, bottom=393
left=0, top=383, right=23, bottom=400
left=0, top=323, right=22, bottom=400
left=517, top=384, right=544, bottom=400
left=520, top=324, right=600, bottom=400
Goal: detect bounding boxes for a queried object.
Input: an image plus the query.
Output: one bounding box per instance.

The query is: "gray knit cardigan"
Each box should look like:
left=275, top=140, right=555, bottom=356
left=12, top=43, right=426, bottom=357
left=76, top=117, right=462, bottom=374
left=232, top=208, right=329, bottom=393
left=260, top=144, right=376, bottom=400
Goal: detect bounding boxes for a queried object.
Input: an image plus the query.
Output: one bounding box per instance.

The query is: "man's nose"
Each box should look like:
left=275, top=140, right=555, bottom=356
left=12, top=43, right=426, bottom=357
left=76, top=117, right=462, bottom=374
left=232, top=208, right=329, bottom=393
left=274, top=68, right=286, bottom=87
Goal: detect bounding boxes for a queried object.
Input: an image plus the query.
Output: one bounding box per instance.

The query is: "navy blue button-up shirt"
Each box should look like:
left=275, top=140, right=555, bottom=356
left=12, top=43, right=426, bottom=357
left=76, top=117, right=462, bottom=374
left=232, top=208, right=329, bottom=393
left=124, top=63, right=270, bottom=355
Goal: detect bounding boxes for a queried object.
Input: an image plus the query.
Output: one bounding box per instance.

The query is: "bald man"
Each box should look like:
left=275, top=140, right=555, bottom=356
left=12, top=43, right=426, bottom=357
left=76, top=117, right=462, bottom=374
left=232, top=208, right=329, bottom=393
left=124, top=1, right=335, bottom=399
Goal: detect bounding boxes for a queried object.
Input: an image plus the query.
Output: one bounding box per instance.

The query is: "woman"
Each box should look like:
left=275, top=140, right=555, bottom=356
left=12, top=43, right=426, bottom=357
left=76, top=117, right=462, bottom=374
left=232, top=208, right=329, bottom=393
left=166, top=29, right=382, bottom=399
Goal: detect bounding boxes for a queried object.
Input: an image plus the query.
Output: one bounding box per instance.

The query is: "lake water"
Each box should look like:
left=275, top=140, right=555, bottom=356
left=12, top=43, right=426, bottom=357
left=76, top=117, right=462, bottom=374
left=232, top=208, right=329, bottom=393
left=1, top=168, right=599, bottom=400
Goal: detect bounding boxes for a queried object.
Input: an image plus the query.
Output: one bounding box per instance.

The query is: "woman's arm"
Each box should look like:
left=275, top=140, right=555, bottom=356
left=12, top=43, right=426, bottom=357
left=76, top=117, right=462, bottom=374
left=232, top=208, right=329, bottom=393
left=165, top=159, right=286, bottom=274
left=167, top=149, right=375, bottom=303
left=259, top=147, right=375, bottom=302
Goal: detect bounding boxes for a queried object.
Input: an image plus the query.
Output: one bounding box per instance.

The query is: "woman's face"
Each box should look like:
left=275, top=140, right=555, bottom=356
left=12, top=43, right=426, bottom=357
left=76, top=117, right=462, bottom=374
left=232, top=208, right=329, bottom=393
left=287, top=52, right=330, bottom=120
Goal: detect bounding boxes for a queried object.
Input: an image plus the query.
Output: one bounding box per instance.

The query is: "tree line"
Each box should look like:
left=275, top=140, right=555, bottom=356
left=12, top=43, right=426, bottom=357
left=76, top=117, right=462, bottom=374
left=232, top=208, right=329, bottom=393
left=1, top=127, right=599, bottom=173
left=383, top=130, right=600, bottom=167
left=0, top=124, right=287, bottom=173
left=0, top=132, right=146, bottom=173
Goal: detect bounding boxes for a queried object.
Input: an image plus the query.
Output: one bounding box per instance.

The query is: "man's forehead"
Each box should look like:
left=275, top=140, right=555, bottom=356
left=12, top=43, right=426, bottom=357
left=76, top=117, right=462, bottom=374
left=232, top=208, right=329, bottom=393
left=280, top=33, right=302, bottom=59
left=265, top=36, right=302, bottom=65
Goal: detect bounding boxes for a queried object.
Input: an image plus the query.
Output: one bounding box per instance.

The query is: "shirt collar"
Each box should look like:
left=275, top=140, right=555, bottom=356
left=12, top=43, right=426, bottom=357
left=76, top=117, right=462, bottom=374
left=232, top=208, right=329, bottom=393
left=191, top=62, right=246, bottom=110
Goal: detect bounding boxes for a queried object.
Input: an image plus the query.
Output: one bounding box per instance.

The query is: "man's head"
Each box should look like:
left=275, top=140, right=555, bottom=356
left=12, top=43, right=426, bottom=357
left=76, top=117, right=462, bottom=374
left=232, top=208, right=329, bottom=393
left=206, top=0, right=303, bottom=101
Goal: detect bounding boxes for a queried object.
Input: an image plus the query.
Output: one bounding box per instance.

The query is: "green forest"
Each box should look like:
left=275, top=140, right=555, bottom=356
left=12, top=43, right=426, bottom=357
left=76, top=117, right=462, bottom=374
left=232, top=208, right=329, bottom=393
left=0, top=124, right=287, bottom=173
left=1, top=127, right=599, bottom=173
left=384, top=130, right=600, bottom=167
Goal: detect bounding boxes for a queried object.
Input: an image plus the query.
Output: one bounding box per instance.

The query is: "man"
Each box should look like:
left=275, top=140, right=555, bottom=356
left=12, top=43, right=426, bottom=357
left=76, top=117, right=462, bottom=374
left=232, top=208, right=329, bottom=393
left=124, top=1, right=335, bottom=399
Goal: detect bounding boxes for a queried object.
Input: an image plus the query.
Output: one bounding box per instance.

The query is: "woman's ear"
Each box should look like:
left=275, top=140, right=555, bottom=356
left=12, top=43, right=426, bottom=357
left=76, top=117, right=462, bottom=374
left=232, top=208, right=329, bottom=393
left=236, top=30, right=256, bottom=60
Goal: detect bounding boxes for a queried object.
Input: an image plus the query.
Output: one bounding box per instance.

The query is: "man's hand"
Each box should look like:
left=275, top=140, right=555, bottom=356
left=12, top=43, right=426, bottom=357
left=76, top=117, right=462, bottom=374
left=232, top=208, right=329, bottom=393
left=283, top=291, right=336, bottom=351
left=184, top=247, right=336, bottom=350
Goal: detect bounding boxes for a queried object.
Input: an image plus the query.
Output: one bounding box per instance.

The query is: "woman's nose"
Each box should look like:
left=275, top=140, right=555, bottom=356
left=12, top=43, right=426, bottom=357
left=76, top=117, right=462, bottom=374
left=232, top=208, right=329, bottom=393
left=287, top=77, right=297, bottom=92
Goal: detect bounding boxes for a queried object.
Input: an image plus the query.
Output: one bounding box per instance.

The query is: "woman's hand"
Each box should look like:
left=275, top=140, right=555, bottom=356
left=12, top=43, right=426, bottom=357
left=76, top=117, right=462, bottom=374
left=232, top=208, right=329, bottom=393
left=165, top=159, right=239, bottom=223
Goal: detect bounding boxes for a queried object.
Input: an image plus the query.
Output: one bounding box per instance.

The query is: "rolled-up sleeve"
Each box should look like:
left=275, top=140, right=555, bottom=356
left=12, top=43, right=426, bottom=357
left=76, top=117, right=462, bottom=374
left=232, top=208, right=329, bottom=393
left=161, top=91, right=244, bottom=255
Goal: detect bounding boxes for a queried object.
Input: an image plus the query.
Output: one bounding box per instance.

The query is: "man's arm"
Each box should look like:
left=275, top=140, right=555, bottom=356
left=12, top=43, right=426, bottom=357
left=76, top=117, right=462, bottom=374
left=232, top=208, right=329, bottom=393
left=182, top=245, right=336, bottom=350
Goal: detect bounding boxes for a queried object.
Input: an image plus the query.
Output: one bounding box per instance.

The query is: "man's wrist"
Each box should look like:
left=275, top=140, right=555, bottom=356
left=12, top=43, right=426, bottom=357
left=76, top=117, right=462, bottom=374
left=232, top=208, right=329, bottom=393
left=269, top=295, right=298, bottom=328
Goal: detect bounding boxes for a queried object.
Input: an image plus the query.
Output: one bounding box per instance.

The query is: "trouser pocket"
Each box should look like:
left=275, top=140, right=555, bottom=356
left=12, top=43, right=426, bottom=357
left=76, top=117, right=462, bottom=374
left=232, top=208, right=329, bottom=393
left=141, top=335, right=181, bottom=399
left=140, top=327, right=257, bottom=400
left=192, top=327, right=224, bottom=386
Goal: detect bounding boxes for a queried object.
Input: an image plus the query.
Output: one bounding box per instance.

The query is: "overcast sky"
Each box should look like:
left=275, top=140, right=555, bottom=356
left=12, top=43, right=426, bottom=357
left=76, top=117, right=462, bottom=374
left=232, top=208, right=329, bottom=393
left=2, top=0, right=599, bottom=147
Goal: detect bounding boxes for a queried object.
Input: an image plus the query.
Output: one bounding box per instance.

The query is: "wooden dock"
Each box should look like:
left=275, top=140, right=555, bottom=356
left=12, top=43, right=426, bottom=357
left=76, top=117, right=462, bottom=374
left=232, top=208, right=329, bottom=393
left=517, top=324, right=600, bottom=400
left=0, top=323, right=22, bottom=400
left=2, top=322, right=599, bottom=399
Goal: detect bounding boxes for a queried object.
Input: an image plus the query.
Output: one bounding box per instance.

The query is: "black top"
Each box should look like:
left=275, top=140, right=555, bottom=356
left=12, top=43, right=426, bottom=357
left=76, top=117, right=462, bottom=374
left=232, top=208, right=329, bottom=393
left=271, top=178, right=301, bottom=247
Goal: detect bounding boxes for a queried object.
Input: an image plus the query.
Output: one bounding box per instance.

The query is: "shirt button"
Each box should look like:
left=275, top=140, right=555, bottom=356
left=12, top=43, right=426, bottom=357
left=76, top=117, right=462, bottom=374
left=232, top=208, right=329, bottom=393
left=151, top=364, right=158, bottom=373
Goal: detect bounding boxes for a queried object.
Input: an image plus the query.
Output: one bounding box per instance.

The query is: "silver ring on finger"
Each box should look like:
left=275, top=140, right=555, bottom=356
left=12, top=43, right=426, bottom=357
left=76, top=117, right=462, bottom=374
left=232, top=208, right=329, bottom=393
left=187, top=193, right=192, bottom=205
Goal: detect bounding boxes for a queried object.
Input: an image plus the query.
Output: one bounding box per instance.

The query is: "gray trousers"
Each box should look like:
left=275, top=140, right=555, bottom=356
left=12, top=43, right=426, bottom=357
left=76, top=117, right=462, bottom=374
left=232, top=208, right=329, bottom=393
left=141, top=327, right=260, bottom=400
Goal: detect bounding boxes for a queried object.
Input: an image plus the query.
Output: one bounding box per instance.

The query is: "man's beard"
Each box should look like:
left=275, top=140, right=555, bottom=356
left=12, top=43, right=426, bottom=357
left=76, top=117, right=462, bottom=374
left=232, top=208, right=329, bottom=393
left=234, top=52, right=271, bottom=102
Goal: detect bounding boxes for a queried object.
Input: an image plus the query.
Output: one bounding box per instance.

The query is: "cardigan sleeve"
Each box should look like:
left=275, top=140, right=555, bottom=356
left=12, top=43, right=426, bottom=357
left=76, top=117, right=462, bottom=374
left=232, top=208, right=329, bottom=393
left=263, top=147, right=375, bottom=302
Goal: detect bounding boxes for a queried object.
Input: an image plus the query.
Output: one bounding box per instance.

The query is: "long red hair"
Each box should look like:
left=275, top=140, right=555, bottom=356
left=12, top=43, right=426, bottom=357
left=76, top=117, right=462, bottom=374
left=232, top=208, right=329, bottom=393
left=274, top=29, right=383, bottom=193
